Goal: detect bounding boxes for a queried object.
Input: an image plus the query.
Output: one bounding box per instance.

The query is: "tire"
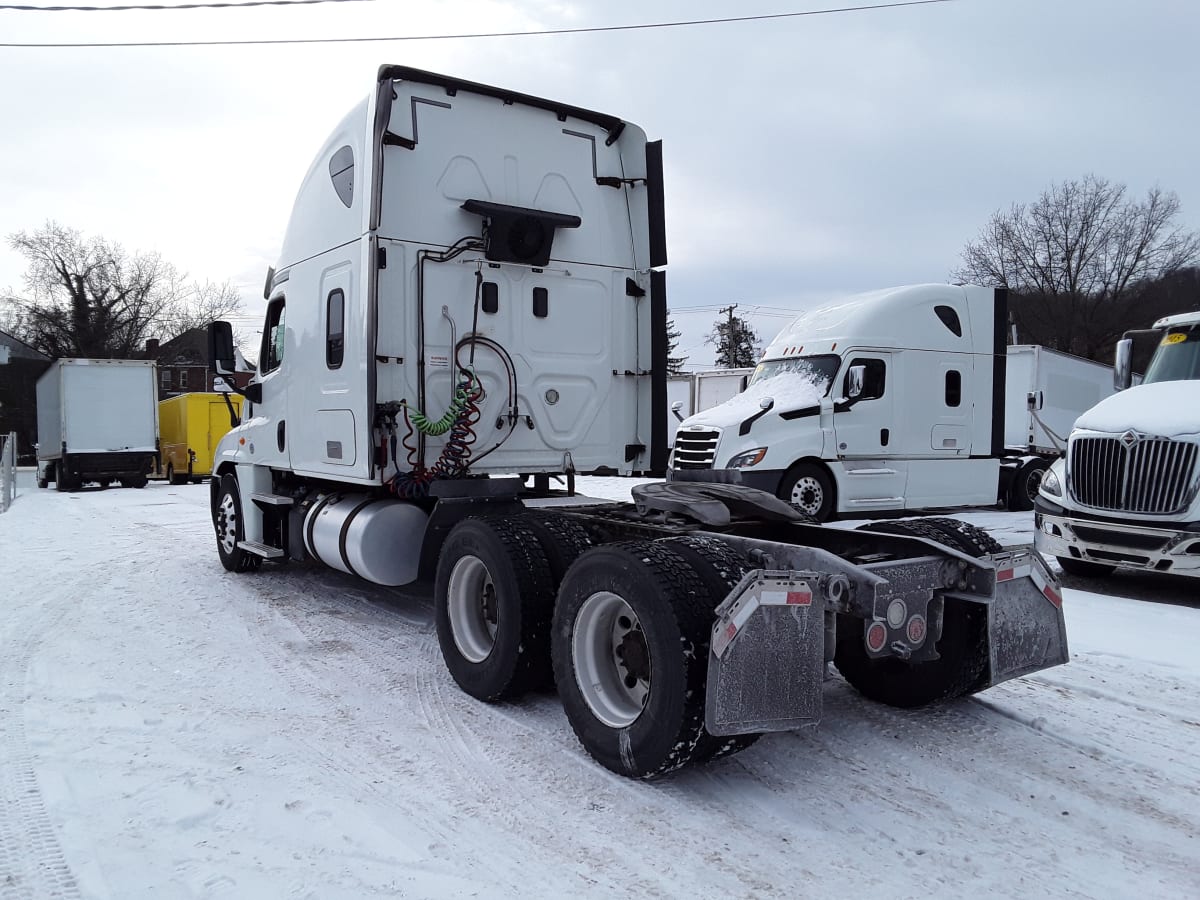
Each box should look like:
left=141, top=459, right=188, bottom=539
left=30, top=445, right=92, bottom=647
left=522, top=512, right=594, bottom=587
left=920, top=517, right=1004, bottom=557
left=552, top=540, right=742, bottom=778
left=213, top=473, right=261, bottom=573
left=777, top=463, right=835, bottom=522
left=98, top=478, right=113, bottom=488
left=838, top=518, right=991, bottom=708
left=659, top=535, right=762, bottom=763
left=434, top=517, right=556, bottom=702
left=37, top=477, right=48, bottom=489
left=1056, top=556, right=1116, bottom=578
left=126, top=474, right=148, bottom=489
left=1007, top=458, right=1049, bottom=512
left=167, top=464, right=187, bottom=486
left=55, top=467, right=77, bottom=492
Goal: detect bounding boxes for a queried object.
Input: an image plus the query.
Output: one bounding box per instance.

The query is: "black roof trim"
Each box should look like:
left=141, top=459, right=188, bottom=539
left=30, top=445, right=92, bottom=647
left=377, top=65, right=625, bottom=134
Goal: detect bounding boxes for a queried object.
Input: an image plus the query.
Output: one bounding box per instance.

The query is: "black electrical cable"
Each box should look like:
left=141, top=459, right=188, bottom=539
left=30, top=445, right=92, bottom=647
left=1, top=1, right=961, bottom=48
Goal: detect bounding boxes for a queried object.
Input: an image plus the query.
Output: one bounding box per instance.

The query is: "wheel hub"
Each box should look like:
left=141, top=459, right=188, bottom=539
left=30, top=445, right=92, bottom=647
left=217, top=494, right=238, bottom=553
left=790, top=476, right=823, bottom=515
left=446, top=554, right=499, bottom=663
left=573, top=591, right=650, bottom=728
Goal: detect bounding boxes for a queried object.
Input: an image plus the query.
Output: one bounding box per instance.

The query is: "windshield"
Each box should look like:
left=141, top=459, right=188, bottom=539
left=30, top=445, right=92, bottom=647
left=1142, top=327, right=1200, bottom=385
left=748, top=354, right=841, bottom=396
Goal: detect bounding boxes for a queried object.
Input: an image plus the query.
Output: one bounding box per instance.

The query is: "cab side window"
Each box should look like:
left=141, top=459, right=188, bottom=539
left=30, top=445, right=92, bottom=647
left=845, top=357, right=886, bottom=401
left=261, top=297, right=286, bottom=374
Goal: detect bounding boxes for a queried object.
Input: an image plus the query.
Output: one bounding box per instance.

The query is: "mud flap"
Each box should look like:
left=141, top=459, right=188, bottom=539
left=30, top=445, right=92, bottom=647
left=974, top=551, right=1069, bottom=687
left=705, top=573, right=827, bottom=736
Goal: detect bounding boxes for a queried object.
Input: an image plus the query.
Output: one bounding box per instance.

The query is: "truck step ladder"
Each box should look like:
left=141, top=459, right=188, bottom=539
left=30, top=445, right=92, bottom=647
left=250, top=492, right=294, bottom=507
left=238, top=540, right=286, bottom=559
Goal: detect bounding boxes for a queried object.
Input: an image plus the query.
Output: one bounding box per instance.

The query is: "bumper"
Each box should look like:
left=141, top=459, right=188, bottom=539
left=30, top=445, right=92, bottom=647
left=668, top=466, right=784, bottom=496
left=1034, top=496, right=1200, bottom=577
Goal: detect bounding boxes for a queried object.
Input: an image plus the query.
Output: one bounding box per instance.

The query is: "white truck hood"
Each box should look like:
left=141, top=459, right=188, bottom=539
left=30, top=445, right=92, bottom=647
left=1074, top=381, right=1200, bottom=440
left=677, top=373, right=825, bottom=430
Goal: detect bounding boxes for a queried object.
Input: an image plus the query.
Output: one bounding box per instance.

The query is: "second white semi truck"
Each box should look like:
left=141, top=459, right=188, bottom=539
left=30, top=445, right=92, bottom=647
left=1035, top=309, right=1200, bottom=579
left=199, top=66, right=1067, bottom=778
left=669, top=285, right=1116, bottom=519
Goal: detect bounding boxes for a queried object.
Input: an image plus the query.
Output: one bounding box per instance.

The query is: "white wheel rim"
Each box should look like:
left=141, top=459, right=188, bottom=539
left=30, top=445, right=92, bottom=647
left=789, top=475, right=824, bottom=516
left=1026, top=468, right=1045, bottom=502
left=446, top=555, right=498, bottom=663
left=217, top=493, right=239, bottom=554
left=572, top=591, right=650, bottom=728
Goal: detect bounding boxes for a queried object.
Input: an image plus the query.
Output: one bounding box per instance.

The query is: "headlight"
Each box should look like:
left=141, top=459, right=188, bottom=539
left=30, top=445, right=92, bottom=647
left=1040, top=468, right=1062, bottom=497
left=728, top=448, right=767, bottom=468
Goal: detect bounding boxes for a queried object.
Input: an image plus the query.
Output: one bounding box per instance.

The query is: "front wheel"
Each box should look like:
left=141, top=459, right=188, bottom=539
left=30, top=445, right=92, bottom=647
left=213, top=473, right=261, bottom=573
left=777, top=462, right=835, bottom=522
left=1056, top=556, right=1115, bottom=578
left=1007, top=457, right=1049, bottom=512
left=552, top=541, right=741, bottom=778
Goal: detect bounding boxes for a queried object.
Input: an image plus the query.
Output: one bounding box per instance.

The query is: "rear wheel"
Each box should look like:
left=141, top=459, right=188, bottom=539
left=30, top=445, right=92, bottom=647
left=167, top=463, right=187, bottom=486
left=1056, top=556, right=1115, bottom=578
left=213, top=473, right=261, bottom=573
left=837, top=518, right=992, bottom=708
left=121, top=474, right=148, bottom=489
left=552, top=541, right=745, bottom=778
left=434, top=517, right=555, bottom=701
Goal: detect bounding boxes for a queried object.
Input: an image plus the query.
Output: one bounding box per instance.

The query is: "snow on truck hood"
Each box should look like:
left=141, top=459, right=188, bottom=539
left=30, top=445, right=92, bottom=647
left=679, top=373, right=826, bottom=428
left=1074, top=380, right=1200, bottom=439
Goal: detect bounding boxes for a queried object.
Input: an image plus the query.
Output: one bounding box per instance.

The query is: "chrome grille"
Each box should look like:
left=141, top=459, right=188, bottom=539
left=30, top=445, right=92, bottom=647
left=1069, top=436, right=1199, bottom=514
left=672, top=428, right=720, bottom=469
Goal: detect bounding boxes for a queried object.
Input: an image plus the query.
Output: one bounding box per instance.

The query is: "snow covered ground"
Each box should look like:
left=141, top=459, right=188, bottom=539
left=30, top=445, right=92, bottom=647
left=1, top=471, right=1198, bottom=899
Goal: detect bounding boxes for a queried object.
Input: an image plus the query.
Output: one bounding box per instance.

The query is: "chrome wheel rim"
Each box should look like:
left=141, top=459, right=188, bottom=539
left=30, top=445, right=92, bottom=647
left=217, top=492, right=239, bottom=554
left=1025, top=468, right=1045, bottom=503
left=789, top=475, right=824, bottom=516
left=446, top=555, right=498, bottom=663
left=572, top=591, right=650, bottom=728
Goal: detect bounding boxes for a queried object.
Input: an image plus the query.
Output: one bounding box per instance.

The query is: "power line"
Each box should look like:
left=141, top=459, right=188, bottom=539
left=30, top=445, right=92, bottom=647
left=1, top=0, right=368, bottom=10
left=1, top=0, right=958, bottom=48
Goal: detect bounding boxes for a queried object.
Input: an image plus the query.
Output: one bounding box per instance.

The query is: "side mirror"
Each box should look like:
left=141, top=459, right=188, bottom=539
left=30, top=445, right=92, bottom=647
left=670, top=400, right=685, bottom=422
left=208, top=321, right=236, bottom=376
left=758, top=397, right=774, bottom=411
left=1114, top=338, right=1133, bottom=391
left=212, top=376, right=233, bottom=394
left=846, top=365, right=865, bottom=400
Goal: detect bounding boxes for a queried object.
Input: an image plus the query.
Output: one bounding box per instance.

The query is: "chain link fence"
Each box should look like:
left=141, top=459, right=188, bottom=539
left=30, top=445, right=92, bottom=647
left=0, top=432, right=16, bottom=513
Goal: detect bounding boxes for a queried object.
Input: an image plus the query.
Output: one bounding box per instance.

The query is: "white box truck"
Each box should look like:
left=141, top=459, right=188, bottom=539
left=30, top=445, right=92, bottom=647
left=1035, top=310, right=1200, bottom=579
left=35, top=358, right=159, bottom=491
left=201, top=66, right=1067, bottom=778
left=669, top=285, right=1116, bottom=519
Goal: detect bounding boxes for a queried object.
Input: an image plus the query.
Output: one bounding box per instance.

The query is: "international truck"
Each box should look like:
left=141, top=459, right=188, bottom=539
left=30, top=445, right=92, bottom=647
left=199, top=66, right=1067, bottom=778
left=1035, top=310, right=1200, bottom=579
left=35, top=358, right=158, bottom=491
left=669, top=286, right=1116, bottom=518
left=159, top=391, right=243, bottom=484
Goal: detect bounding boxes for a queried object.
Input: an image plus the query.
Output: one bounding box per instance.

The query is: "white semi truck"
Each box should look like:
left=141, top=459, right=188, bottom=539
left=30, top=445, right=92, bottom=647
left=1035, top=310, right=1200, bottom=579
left=202, top=66, right=1067, bottom=778
left=669, top=286, right=1115, bottom=519
left=35, top=358, right=159, bottom=491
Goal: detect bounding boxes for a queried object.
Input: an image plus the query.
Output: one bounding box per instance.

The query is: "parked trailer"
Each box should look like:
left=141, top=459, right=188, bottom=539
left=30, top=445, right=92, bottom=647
left=35, top=358, right=158, bottom=491
left=159, top=392, right=243, bottom=485
left=1036, top=309, right=1200, bottom=580
left=665, top=369, right=753, bottom=446
left=204, top=66, right=1068, bottom=777
left=670, top=288, right=1118, bottom=519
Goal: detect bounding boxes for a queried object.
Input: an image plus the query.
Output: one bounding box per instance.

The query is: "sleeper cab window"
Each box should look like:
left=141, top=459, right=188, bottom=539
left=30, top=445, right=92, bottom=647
left=261, top=297, right=286, bottom=374
left=329, top=145, right=354, bottom=208
left=327, top=288, right=345, bottom=369
left=945, top=370, right=962, bottom=407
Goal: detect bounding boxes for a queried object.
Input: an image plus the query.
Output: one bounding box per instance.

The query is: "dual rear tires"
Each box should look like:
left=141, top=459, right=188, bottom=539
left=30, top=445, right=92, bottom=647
left=434, top=518, right=754, bottom=778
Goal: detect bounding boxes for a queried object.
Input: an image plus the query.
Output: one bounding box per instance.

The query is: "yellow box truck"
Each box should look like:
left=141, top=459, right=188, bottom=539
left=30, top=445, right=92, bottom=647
left=159, top=392, right=242, bottom=485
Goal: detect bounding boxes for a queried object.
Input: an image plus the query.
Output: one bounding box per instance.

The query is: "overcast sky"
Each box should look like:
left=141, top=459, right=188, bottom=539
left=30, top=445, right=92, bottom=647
left=1, top=0, right=1196, bottom=367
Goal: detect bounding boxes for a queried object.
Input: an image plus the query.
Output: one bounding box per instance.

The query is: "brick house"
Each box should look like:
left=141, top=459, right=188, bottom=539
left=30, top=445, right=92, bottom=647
left=145, top=328, right=255, bottom=401
left=0, top=330, right=52, bottom=464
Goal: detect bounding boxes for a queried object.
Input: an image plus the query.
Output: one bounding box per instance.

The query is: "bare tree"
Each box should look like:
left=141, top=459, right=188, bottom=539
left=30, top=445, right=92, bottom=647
left=953, top=175, right=1200, bottom=359
left=1, top=221, right=243, bottom=359
left=706, top=304, right=759, bottom=368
